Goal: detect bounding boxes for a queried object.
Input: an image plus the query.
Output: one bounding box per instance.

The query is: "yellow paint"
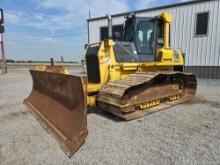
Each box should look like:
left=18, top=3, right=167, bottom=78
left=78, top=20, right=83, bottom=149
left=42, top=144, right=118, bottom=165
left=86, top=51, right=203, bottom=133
left=161, top=12, right=173, bottom=23
left=34, top=12, right=185, bottom=107
left=85, top=12, right=185, bottom=107
left=35, top=65, right=69, bottom=74
left=169, top=95, right=182, bottom=101
left=87, top=96, right=96, bottom=106
left=87, top=45, right=184, bottom=97
left=161, top=13, right=173, bottom=49
left=139, top=100, right=160, bottom=110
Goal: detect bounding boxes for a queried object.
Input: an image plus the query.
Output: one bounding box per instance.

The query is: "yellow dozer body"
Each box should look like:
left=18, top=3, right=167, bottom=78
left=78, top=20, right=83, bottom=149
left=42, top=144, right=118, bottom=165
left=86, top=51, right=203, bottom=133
left=24, top=13, right=197, bottom=157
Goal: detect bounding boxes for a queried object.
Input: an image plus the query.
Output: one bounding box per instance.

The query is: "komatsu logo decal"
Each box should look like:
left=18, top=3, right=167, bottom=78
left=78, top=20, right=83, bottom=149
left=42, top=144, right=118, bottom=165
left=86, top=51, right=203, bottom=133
left=163, top=58, right=172, bottom=62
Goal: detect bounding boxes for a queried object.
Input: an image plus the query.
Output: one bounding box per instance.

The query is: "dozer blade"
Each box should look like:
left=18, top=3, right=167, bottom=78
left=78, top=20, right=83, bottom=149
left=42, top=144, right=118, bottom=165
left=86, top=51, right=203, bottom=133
left=24, top=69, right=88, bottom=157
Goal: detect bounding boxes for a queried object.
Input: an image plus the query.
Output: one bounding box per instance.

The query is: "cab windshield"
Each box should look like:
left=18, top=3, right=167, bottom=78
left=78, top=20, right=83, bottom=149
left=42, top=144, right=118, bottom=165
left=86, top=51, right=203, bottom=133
left=135, top=21, right=154, bottom=55
left=122, top=18, right=165, bottom=62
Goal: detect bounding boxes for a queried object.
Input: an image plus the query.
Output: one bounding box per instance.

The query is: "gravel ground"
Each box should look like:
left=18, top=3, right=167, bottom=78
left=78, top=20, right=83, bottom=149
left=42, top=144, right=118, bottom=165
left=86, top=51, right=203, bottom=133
left=0, top=69, right=220, bottom=165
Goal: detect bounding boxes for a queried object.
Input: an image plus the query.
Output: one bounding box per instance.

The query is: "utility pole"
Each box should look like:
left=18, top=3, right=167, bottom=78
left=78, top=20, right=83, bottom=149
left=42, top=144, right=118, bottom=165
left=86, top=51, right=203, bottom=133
left=0, top=8, right=7, bottom=74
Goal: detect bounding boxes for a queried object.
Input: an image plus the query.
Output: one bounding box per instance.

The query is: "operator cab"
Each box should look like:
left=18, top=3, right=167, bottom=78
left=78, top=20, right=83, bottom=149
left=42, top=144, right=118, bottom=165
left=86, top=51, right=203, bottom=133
left=85, top=14, right=169, bottom=83
left=114, top=15, right=164, bottom=62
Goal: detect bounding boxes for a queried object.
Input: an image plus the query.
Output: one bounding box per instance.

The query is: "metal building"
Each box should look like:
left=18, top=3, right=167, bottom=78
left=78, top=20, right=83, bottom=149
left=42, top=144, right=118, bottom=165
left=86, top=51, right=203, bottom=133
left=87, top=0, right=220, bottom=79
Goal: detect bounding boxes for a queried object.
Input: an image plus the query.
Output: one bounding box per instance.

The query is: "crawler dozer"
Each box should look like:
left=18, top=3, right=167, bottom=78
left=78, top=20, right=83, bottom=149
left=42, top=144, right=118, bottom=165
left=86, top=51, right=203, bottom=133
left=24, top=12, right=197, bottom=157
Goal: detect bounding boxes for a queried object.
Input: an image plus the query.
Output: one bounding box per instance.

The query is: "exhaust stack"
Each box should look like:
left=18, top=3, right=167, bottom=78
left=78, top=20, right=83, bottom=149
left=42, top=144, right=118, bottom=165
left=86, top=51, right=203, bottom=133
left=107, top=14, right=112, bottom=38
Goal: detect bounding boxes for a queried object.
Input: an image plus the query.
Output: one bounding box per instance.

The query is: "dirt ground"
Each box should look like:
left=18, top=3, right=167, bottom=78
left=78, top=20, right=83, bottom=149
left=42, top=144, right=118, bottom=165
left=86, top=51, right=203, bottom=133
left=0, top=69, right=220, bottom=165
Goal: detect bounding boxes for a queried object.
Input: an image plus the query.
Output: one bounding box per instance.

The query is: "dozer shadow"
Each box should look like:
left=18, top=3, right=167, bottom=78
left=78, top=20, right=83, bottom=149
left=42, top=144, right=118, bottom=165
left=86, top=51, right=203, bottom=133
left=87, top=106, right=123, bottom=123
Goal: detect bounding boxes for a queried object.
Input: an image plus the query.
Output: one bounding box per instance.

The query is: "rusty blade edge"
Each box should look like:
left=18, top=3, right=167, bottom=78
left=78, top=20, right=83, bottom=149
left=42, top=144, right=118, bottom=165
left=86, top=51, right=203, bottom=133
left=23, top=100, right=87, bottom=157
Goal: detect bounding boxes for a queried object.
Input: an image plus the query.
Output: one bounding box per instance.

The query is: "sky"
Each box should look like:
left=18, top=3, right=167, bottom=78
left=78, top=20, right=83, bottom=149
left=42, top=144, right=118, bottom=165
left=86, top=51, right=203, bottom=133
left=0, top=0, right=188, bottom=61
